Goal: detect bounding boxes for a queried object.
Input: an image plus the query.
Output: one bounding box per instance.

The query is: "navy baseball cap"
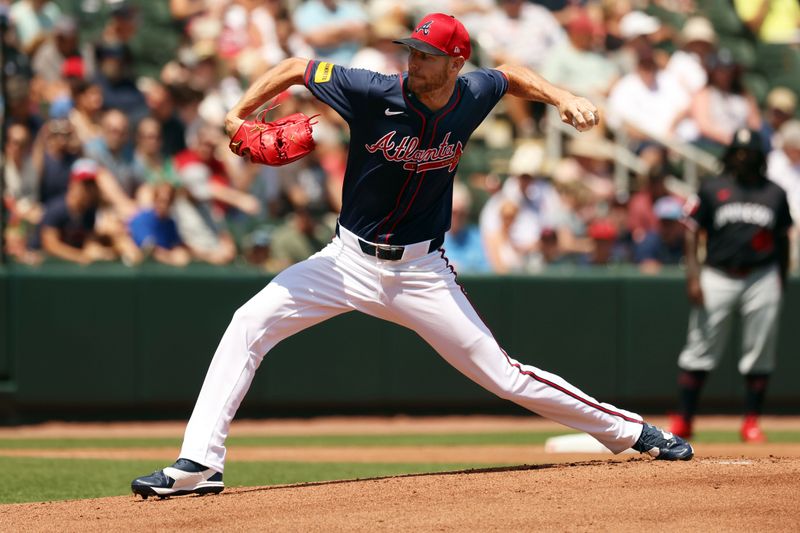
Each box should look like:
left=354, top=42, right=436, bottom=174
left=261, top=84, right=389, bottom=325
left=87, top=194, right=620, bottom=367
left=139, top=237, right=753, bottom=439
left=394, top=13, right=471, bottom=60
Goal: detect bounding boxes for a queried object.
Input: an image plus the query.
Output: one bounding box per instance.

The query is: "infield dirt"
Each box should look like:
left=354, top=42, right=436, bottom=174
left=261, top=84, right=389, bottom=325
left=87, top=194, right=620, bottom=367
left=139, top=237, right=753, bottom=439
left=2, top=416, right=799, bottom=532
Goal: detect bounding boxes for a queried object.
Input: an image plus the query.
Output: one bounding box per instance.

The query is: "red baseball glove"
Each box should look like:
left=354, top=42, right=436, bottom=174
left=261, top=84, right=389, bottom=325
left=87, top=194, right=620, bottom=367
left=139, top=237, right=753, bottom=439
left=228, top=110, right=318, bottom=166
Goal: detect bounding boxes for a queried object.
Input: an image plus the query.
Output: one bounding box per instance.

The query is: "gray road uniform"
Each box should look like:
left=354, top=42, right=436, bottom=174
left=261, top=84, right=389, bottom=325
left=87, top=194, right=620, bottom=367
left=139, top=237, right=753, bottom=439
left=679, top=173, right=793, bottom=374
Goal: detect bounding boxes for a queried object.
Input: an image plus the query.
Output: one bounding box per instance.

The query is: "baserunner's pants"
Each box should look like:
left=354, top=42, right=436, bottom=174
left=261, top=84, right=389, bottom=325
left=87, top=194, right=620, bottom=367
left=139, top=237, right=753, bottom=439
left=678, top=265, right=782, bottom=374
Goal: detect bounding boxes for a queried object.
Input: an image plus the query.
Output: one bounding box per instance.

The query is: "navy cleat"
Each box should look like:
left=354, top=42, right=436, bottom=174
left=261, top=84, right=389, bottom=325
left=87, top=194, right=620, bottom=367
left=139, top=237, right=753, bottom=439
left=632, top=423, right=694, bottom=461
left=131, top=458, right=224, bottom=499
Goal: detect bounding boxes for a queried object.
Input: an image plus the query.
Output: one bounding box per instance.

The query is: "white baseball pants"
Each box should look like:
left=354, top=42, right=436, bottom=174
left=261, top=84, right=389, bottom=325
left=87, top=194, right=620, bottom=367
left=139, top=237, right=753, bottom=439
left=180, top=225, right=644, bottom=473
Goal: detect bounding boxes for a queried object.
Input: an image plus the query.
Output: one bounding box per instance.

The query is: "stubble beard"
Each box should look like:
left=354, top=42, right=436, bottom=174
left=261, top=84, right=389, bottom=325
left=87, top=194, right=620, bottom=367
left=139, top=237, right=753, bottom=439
left=408, top=64, right=450, bottom=95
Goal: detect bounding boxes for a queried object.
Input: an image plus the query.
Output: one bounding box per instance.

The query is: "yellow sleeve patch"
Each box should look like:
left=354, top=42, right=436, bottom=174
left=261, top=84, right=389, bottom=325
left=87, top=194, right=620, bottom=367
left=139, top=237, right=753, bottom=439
left=314, top=62, right=333, bottom=83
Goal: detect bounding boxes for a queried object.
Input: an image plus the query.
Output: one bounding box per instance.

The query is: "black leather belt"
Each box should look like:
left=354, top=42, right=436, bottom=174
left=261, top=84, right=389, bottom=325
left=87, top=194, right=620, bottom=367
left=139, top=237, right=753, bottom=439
left=336, top=223, right=443, bottom=260
left=358, top=235, right=444, bottom=260
left=721, top=266, right=754, bottom=278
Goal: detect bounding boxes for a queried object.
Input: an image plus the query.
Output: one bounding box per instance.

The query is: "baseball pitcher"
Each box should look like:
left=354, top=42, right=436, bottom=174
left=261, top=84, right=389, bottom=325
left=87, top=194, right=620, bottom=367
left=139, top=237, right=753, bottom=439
left=132, top=13, right=692, bottom=499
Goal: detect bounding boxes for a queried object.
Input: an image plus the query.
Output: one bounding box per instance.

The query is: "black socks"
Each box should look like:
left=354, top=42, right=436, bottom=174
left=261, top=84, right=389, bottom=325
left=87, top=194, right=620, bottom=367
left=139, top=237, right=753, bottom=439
left=677, top=370, right=709, bottom=421
left=744, top=374, right=769, bottom=416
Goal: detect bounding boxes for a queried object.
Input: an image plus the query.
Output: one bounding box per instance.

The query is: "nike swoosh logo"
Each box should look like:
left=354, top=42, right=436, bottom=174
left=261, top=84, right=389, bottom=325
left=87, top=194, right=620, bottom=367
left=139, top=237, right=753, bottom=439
left=384, top=108, right=405, bottom=116
left=163, top=467, right=215, bottom=490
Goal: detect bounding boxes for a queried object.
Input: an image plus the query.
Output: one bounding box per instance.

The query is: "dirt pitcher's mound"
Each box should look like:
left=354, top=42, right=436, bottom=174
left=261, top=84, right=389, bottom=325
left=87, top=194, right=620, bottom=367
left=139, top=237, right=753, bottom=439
left=4, top=456, right=799, bottom=532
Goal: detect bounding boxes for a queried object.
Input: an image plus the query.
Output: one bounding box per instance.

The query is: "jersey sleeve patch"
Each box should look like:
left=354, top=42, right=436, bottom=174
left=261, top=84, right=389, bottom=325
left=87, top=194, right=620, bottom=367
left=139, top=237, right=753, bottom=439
left=314, top=62, right=333, bottom=84
left=304, top=65, right=377, bottom=123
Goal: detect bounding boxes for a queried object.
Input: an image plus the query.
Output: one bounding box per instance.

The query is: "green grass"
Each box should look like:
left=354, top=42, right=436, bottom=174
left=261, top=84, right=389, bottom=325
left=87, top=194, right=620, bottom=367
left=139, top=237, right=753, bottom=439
left=0, top=431, right=569, bottom=450
left=0, top=458, right=500, bottom=505
left=691, top=429, right=800, bottom=443
left=2, top=429, right=800, bottom=450
left=2, top=428, right=799, bottom=504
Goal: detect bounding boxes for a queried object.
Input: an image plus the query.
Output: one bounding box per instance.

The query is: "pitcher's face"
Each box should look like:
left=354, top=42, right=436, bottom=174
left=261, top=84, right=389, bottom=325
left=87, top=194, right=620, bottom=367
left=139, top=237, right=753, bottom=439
left=407, top=49, right=451, bottom=94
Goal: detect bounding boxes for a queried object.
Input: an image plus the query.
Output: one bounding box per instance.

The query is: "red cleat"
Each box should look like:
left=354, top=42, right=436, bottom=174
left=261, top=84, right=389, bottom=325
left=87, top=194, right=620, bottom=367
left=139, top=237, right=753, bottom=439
left=741, top=415, right=767, bottom=443
left=668, top=414, right=693, bottom=439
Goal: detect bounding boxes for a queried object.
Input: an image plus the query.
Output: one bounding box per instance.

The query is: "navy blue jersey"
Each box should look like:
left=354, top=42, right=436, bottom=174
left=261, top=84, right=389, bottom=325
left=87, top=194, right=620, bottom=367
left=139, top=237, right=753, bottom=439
left=304, top=60, right=508, bottom=245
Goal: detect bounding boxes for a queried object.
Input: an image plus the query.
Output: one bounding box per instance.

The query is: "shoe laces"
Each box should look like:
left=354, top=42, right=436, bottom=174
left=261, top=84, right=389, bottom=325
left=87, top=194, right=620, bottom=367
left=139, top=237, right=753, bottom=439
left=633, top=424, right=675, bottom=453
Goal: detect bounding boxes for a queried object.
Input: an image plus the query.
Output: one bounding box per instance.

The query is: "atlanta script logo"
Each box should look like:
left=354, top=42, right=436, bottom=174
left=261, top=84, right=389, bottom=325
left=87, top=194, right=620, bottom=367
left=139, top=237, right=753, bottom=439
left=365, top=131, right=463, bottom=173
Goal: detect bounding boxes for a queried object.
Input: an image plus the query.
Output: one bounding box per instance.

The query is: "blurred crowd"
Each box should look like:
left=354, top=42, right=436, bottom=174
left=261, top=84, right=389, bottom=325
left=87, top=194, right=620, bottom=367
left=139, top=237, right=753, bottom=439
left=2, top=0, right=800, bottom=274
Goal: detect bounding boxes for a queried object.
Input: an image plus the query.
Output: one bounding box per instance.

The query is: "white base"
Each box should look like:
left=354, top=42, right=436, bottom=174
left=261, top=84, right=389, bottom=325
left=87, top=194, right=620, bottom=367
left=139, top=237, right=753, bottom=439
left=544, top=433, right=636, bottom=454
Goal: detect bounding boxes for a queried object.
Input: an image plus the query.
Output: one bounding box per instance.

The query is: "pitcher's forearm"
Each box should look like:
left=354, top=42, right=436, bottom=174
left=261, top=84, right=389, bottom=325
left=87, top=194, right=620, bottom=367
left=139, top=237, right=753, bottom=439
left=496, top=63, right=598, bottom=131
left=495, top=63, right=571, bottom=107
left=226, top=58, right=310, bottom=135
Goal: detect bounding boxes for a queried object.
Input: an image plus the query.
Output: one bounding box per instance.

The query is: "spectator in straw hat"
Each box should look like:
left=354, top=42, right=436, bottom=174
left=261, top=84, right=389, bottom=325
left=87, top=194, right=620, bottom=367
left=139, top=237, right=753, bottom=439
left=479, top=143, right=561, bottom=256
left=665, top=16, right=717, bottom=99
left=614, top=10, right=665, bottom=75
left=565, top=131, right=615, bottom=201
left=763, top=87, right=797, bottom=150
